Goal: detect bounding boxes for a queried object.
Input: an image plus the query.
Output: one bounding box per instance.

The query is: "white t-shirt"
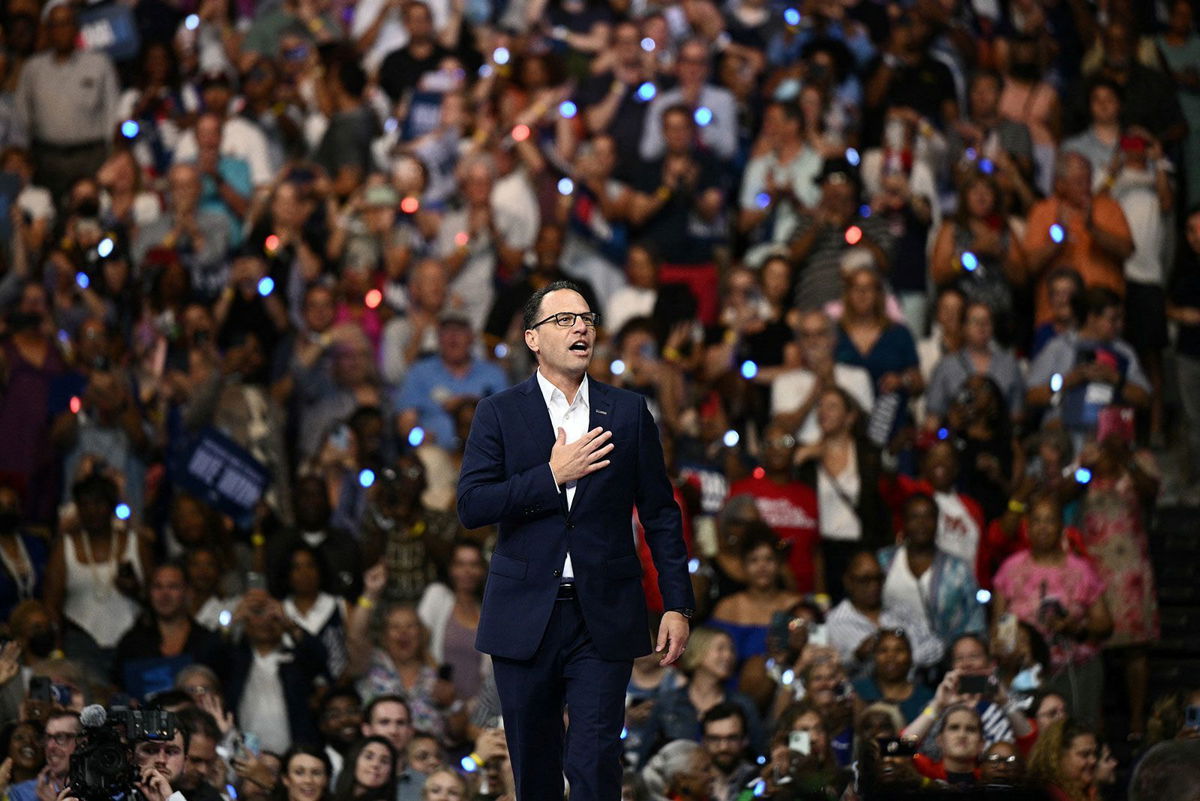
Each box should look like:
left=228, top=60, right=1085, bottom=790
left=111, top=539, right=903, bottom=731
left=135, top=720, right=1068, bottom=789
left=1113, top=167, right=1165, bottom=285
left=882, top=547, right=934, bottom=625
left=817, top=453, right=861, bottom=542
left=238, top=649, right=291, bottom=754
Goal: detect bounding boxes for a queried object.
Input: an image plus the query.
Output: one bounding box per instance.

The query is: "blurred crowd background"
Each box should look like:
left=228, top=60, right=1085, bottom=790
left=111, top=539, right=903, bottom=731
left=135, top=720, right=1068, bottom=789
left=0, top=0, right=1197, bottom=797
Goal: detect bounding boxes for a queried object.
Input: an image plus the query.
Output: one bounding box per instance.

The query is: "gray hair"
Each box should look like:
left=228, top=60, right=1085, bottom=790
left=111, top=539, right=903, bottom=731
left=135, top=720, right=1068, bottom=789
left=1128, top=740, right=1200, bottom=801
left=641, top=740, right=705, bottom=801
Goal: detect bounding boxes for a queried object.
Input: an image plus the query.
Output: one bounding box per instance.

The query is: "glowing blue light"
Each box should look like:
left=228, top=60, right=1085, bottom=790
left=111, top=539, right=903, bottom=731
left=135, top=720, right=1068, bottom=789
left=97, top=237, right=114, bottom=259
left=218, top=610, right=232, bottom=627
left=1074, top=467, right=1093, bottom=484
left=1049, top=223, right=1065, bottom=244
left=781, top=668, right=795, bottom=685
left=783, top=7, right=801, bottom=25
left=460, top=755, right=478, bottom=772
left=185, top=13, right=200, bottom=30
left=845, top=147, right=860, bottom=167
left=610, top=359, right=626, bottom=376
left=753, top=779, right=767, bottom=797
left=740, top=359, right=758, bottom=380
left=636, top=82, right=657, bottom=102
left=1050, top=373, right=1064, bottom=393
left=120, top=120, right=140, bottom=139
left=755, top=192, right=771, bottom=209
left=979, top=158, right=995, bottom=175
left=723, top=429, right=740, bottom=447
left=478, top=64, right=493, bottom=78
left=76, top=272, right=90, bottom=290
left=557, top=177, right=575, bottom=195
left=965, top=148, right=977, bottom=161
left=57, top=330, right=70, bottom=344
left=493, top=47, right=510, bottom=65
left=937, top=427, right=949, bottom=440
left=494, top=343, right=509, bottom=358
left=859, top=204, right=872, bottom=218
left=558, top=100, right=577, bottom=119
left=358, top=469, right=376, bottom=489
left=688, top=558, right=700, bottom=574
left=225, top=785, right=237, bottom=801
left=620, top=726, right=628, bottom=740
left=257, top=276, right=274, bottom=296
left=693, top=106, right=713, bottom=127
left=976, top=589, right=992, bottom=604
left=640, top=37, right=655, bottom=52
left=384, top=118, right=398, bottom=133
left=756, top=756, right=767, bottom=766
left=407, top=426, right=425, bottom=447
left=115, top=503, right=131, bottom=520
left=961, top=251, right=979, bottom=272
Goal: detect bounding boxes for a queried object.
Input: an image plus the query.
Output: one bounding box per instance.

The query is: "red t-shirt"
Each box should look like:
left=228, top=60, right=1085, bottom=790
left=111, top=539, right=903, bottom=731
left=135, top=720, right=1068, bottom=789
left=728, top=475, right=820, bottom=592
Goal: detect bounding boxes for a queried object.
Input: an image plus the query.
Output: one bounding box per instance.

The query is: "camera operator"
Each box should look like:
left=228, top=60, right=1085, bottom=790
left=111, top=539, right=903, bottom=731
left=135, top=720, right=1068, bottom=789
left=131, top=721, right=222, bottom=801
left=9, top=710, right=80, bottom=801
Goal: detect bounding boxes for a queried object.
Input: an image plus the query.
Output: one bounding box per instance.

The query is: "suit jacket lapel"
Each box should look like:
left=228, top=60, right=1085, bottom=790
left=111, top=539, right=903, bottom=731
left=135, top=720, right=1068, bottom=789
left=567, top=379, right=612, bottom=519
left=516, top=374, right=567, bottom=516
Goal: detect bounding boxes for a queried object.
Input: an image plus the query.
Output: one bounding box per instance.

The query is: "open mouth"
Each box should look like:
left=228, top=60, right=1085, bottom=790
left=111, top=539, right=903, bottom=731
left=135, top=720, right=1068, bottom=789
left=569, top=341, right=590, bottom=353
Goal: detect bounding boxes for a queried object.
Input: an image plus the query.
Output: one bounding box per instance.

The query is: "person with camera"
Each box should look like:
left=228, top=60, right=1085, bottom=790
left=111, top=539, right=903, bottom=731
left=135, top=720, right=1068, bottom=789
left=131, top=724, right=222, bottom=801
left=8, top=710, right=79, bottom=801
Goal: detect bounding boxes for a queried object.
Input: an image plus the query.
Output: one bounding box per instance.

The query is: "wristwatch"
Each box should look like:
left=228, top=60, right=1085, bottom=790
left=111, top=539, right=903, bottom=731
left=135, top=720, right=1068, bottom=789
left=669, top=608, right=694, bottom=620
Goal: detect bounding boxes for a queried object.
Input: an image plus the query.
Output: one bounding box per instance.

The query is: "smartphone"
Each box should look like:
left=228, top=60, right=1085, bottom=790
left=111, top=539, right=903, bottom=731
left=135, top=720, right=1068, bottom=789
left=995, top=613, right=1019, bottom=655
left=1186, top=705, right=1200, bottom=730
left=437, top=664, right=454, bottom=682
left=788, top=730, right=811, bottom=755
left=958, top=673, right=994, bottom=696
left=808, top=623, right=829, bottom=647
left=877, top=737, right=917, bottom=757
left=29, top=677, right=71, bottom=705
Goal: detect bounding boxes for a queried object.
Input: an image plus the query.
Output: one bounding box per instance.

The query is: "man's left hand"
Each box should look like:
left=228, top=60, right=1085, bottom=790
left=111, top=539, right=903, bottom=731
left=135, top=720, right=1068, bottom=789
left=136, top=767, right=172, bottom=801
left=656, top=612, right=690, bottom=666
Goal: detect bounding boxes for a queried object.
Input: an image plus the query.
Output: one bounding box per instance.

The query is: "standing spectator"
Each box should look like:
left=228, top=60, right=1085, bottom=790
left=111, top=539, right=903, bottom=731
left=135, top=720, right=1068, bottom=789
left=997, top=34, right=1061, bottom=195
left=727, top=424, right=821, bottom=593
left=709, top=525, right=801, bottom=665
left=13, top=3, right=119, bottom=203
left=862, top=15, right=958, bottom=146
left=878, top=494, right=986, bottom=663
left=924, top=301, right=1024, bottom=429
left=1168, top=207, right=1200, bottom=502
left=359, top=696, right=425, bottom=801
left=1060, top=78, right=1123, bottom=182
left=313, top=57, right=381, bottom=201
left=947, top=71, right=1037, bottom=207
left=850, top=629, right=934, bottom=723
left=992, top=495, right=1112, bottom=725
left=416, top=540, right=488, bottom=705
left=192, top=112, right=253, bottom=249
left=172, top=72, right=274, bottom=189
left=639, top=38, right=738, bottom=163
left=1023, top=152, right=1133, bottom=328
left=1077, top=436, right=1160, bottom=739
left=278, top=544, right=352, bottom=681
left=377, top=2, right=451, bottom=104
left=1032, top=267, right=1084, bottom=358
left=575, top=22, right=655, bottom=173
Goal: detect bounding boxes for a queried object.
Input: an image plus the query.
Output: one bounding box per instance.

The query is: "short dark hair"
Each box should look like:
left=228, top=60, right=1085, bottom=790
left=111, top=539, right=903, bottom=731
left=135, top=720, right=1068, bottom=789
left=72, top=473, right=118, bottom=508
left=174, top=706, right=221, bottom=743
left=364, top=694, right=410, bottom=725
left=522, top=279, right=587, bottom=331
left=701, top=702, right=747, bottom=735
left=1129, top=740, right=1200, bottom=801
left=333, top=57, right=367, bottom=98
left=738, top=521, right=781, bottom=561
left=1080, top=286, right=1122, bottom=321
left=902, top=491, right=938, bottom=519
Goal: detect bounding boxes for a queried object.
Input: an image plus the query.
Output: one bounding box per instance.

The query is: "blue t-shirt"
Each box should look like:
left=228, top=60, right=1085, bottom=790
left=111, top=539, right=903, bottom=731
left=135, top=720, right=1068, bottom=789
left=394, top=356, right=508, bottom=447
left=835, top=323, right=919, bottom=387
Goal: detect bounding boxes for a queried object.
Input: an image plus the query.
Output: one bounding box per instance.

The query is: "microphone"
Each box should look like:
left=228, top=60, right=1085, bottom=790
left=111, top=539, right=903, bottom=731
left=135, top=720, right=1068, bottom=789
left=80, top=704, right=107, bottom=728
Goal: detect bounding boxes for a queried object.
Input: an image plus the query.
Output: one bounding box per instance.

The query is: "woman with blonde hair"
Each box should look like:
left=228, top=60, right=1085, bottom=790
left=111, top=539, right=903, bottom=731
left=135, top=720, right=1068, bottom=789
left=1028, top=718, right=1099, bottom=801
left=421, top=768, right=468, bottom=801
left=637, top=626, right=764, bottom=764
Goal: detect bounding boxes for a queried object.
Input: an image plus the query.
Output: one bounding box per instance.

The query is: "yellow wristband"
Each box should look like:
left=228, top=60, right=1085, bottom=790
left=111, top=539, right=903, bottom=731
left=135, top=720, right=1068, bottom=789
left=922, top=705, right=937, bottom=719
left=1007, top=499, right=1028, bottom=515
left=357, top=596, right=376, bottom=610
left=468, top=751, right=485, bottom=768
left=251, top=533, right=266, bottom=547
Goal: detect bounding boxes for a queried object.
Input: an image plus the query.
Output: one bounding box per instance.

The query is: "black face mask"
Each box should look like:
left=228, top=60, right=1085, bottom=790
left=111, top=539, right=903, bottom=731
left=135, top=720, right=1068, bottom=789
left=27, top=628, right=56, bottom=659
left=0, top=511, right=19, bottom=532
left=7, top=312, right=42, bottom=332
left=1010, top=62, right=1041, bottom=82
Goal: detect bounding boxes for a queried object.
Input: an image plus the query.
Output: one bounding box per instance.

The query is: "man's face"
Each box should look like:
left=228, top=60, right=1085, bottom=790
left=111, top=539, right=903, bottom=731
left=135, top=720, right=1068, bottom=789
left=303, top=288, right=336, bottom=333
left=319, top=697, right=363, bottom=748
left=1086, top=305, right=1122, bottom=342
left=980, top=742, right=1023, bottom=784
left=134, top=732, right=186, bottom=785
left=46, top=6, right=77, bottom=53
left=43, top=716, right=81, bottom=775
left=677, top=42, right=709, bottom=85
left=183, top=733, right=220, bottom=790
left=903, top=499, right=938, bottom=547
left=937, top=710, right=982, bottom=764
left=363, top=701, right=413, bottom=756
left=844, top=554, right=884, bottom=610
left=701, top=716, right=746, bottom=774
left=662, top=111, right=694, bottom=153
left=523, top=290, right=596, bottom=380
left=407, top=736, right=441, bottom=775
left=437, top=323, right=473, bottom=367
left=403, top=3, right=433, bottom=41
left=149, top=567, right=189, bottom=620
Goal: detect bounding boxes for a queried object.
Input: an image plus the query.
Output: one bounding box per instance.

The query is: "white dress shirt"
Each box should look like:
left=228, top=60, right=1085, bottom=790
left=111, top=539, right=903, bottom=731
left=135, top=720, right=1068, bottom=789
left=238, top=649, right=291, bottom=754
left=537, top=370, right=591, bottom=581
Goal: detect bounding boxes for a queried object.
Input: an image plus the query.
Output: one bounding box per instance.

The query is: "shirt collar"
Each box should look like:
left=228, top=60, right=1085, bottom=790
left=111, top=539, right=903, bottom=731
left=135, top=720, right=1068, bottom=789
left=535, top=370, right=589, bottom=410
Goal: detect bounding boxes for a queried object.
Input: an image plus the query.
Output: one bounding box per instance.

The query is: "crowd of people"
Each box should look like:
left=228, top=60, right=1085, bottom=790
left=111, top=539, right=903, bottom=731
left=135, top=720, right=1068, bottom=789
left=0, top=0, right=1196, bottom=796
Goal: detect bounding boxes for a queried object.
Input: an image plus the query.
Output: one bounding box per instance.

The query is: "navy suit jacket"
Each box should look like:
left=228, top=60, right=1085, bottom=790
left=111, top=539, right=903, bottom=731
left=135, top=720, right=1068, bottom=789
left=458, top=374, right=694, bottom=662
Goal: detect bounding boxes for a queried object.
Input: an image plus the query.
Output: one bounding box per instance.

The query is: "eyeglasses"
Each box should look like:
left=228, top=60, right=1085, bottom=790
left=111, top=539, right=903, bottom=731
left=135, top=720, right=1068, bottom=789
left=45, top=732, right=79, bottom=746
left=530, top=311, right=600, bottom=329
left=984, top=754, right=1019, bottom=764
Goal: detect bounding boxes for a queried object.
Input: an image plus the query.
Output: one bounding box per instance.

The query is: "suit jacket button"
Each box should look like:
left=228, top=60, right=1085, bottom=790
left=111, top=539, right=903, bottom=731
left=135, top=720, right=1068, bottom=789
left=553, top=569, right=561, bottom=577
left=566, top=522, right=575, bottom=529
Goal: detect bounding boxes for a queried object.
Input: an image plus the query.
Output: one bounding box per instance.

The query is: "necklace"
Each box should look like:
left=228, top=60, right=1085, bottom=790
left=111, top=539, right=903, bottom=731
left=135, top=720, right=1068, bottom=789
left=77, top=527, right=119, bottom=601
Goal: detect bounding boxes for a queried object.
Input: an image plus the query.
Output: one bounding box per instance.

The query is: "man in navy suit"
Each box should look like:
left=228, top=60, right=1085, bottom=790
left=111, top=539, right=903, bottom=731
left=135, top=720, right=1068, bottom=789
left=458, top=280, right=694, bottom=800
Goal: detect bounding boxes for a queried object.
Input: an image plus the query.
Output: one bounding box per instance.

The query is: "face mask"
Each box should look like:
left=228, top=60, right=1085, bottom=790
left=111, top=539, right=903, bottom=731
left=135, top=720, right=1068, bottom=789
left=1011, top=664, right=1042, bottom=692
left=27, top=628, right=56, bottom=659
left=1010, top=62, right=1041, bottom=82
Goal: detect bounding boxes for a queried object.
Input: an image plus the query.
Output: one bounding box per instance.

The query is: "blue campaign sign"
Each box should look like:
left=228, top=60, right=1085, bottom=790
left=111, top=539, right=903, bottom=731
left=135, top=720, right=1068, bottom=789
left=78, top=3, right=141, bottom=62
left=173, top=427, right=271, bottom=526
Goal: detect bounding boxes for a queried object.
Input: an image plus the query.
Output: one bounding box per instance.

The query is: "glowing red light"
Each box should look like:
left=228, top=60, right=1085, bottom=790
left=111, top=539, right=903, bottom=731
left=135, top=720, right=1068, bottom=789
left=844, top=226, right=863, bottom=246
left=454, top=231, right=469, bottom=247
left=400, top=197, right=419, bottom=214
left=364, top=289, right=383, bottom=309
left=70, top=396, right=81, bottom=414
left=511, top=124, right=531, bottom=142
left=752, top=466, right=765, bottom=479
left=265, top=234, right=281, bottom=253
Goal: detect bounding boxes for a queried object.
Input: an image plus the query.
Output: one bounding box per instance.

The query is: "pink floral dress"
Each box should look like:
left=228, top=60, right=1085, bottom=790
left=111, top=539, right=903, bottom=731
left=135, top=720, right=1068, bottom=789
left=1080, top=474, right=1160, bottom=647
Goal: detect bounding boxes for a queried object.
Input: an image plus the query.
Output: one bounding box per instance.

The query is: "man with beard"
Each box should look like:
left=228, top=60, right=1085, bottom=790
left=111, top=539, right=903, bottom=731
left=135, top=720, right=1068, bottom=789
left=133, top=720, right=223, bottom=801
left=317, top=687, right=362, bottom=783
left=701, top=704, right=756, bottom=801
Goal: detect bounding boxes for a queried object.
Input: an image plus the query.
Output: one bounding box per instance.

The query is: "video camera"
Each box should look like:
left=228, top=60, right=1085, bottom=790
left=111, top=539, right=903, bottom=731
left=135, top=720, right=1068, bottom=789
left=69, top=705, right=176, bottom=801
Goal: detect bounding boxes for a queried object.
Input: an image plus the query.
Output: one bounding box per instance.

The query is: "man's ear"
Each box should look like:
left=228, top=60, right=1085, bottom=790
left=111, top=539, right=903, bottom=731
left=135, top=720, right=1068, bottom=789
left=524, top=329, right=538, bottom=354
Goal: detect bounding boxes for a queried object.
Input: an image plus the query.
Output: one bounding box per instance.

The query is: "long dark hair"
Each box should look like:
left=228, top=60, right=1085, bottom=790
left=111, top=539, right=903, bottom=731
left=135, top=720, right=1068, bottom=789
left=275, top=745, right=332, bottom=801
left=330, top=736, right=397, bottom=801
